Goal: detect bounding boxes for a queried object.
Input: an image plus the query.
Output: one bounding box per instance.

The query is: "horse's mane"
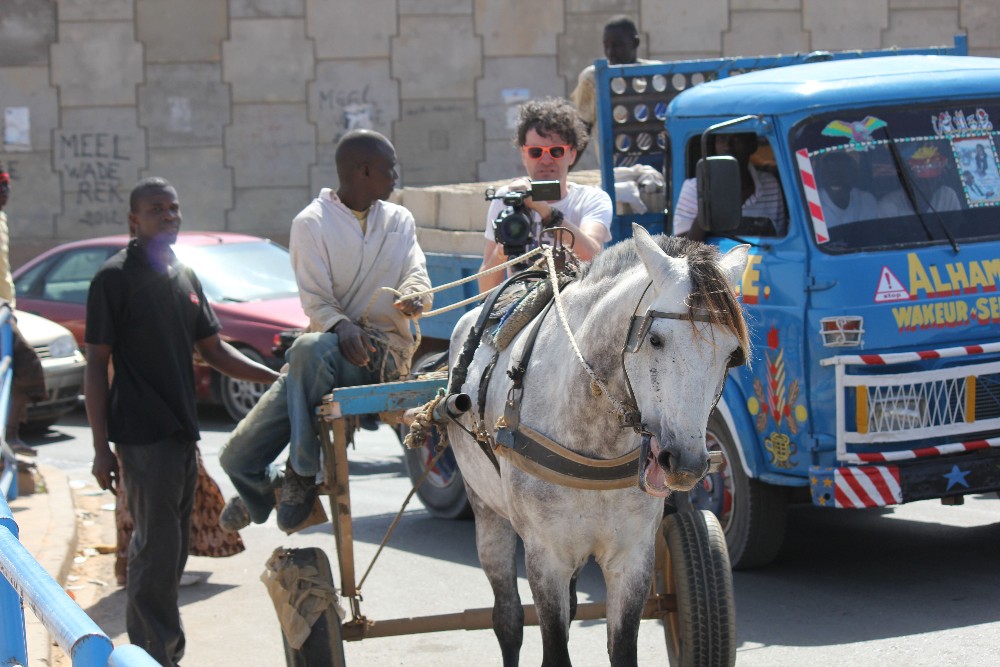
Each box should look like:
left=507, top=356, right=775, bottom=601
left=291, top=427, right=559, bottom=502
left=578, top=235, right=750, bottom=361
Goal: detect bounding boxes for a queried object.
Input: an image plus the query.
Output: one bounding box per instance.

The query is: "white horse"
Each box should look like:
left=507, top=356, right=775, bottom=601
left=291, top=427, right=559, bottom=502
left=446, top=225, right=749, bottom=666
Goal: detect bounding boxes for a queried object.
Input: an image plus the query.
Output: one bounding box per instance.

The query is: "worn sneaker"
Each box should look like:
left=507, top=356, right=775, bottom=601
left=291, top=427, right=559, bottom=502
left=219, top=495, right=251, bottom=533
left=10, top=440, right=37, bottom=457
left=277, top=468, right=318, bottom=532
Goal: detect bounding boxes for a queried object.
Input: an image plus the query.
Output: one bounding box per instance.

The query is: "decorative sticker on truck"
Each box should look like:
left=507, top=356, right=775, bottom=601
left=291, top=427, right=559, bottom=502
left=885, top=253, right=1000, bottom=329
left=747, top=327, right=807, bottom=469
left=950, top=136, right=1000, bottom=207
left=821, top=116, right=887, bottom=151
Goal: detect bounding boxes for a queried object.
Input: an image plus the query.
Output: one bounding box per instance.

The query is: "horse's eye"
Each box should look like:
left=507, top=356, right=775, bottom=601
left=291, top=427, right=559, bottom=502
left=648, top=334, right=663, bottom=349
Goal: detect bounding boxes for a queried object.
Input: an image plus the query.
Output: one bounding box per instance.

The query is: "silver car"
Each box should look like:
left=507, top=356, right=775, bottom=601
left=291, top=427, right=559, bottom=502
left=14, top=311, right=85, bottom=430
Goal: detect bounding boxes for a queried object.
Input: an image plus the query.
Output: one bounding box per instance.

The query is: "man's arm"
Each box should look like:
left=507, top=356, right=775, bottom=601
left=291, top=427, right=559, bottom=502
left=289, top=215, right=349, bottom=333
left=530, top=201, right=604, bottom=260
left=195, top=334, right=280, bottom=383
left=84, top=343, right=117, bottom=494
left=478, top=239, right=505, bottom=293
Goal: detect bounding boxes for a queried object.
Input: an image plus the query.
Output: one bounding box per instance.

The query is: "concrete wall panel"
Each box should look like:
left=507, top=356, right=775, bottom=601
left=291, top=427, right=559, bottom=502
left=309, top=60, right=399, bottom=145
left=143, top=148, right=232, bottom=231
left=139, top=64, right=231, bottom=148
left=58, top=0, right=132, bottom=21
left=0, top=151, right=60, bottom=240
left=399, top=0, right=472, bottom=15
left=890, top=1, right=959, bottom=8
left=227, top=187, right=309, bottom=238
left=883, top=9, right=961, bottom=47
left=53, top=108, right=145, bottom=238
left=475, top=0, right=563, bottom=57
left=231, top=0, right=305, bottom=18
left=393, top=16, right=481, bottom=99
left=394, top=100, right=482, bottom=186
left=309, top=143, right=338, bottom=200
left=50, top=22, right=143, bottom=107
left=732, top=0, right=800, bottom=9
left=477, top=57, right=565, bottom=142
left=0, top=68, right=59, bottom=151
left=643, top=0, right=728, bottom=55
left=566, top=0, right=639, bottom=11
left=960, top=0, right=1000, bottom=52
left=0, top=1, right=55, bottom=67
left=805, top=0, right=888, bottom=50
left=478, top=139, right=525, bottom=183
left=225, top=104, right=315, bottom=188
left=307, top=0, right=396, bottom=60
left=223, top=19, right=315, bottom=103
left=724, top=11, right=809, bottom=56
left=136, top=0, right=227, bottom=63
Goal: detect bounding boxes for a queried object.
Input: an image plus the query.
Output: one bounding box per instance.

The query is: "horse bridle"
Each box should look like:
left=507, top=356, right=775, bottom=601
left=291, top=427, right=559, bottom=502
left=617, top=281, right=746, bottom=434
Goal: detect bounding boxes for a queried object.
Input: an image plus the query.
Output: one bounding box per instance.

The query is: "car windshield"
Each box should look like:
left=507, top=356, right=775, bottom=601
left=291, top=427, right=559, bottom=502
left=172, top=240, right=298, bottom=302
left=790, top=101, right=1000, bottom=253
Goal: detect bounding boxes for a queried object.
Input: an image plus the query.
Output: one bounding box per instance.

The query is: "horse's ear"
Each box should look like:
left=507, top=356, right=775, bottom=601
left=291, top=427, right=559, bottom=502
left=719, top=244, right=751, bottom=289
left=633, top=223, right=686, bottom=287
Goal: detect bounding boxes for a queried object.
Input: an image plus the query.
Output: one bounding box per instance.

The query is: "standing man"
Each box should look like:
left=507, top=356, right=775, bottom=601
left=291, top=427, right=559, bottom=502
left=570, top=16, right=658, bottom=163
left=85, top=177, right=279, bottom=666
left=0, top=164, right=47, bottom=457
left=218, top=129, right=431, bottom=533
left=478, top=98, right=613, bottom=292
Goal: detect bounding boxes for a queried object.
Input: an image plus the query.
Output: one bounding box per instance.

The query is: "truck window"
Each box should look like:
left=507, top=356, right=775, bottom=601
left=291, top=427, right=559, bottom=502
left=791, top=102, right=1000, bottom=252
left=675, top=133, right=787, bottom=237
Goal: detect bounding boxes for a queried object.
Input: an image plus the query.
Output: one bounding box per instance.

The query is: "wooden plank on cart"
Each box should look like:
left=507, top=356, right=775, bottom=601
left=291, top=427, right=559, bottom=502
left=318, top=377, right=448, bottom=419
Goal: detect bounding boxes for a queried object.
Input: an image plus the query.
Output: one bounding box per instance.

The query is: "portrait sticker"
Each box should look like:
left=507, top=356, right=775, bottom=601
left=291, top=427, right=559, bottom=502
left=952, top=136, right=1000, bottom=207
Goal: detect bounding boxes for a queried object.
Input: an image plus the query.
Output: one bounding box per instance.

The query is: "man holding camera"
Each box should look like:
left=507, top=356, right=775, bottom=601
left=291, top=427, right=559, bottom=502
left=478, top=98, right=613, bottom=293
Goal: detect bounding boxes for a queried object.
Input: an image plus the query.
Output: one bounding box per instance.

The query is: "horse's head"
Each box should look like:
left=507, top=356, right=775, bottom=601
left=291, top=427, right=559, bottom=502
left=626, top=224, right=749, bottom=495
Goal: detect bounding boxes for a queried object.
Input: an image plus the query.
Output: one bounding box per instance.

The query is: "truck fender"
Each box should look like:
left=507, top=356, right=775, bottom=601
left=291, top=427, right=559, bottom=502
left=715, top=379, right=764, bottom=480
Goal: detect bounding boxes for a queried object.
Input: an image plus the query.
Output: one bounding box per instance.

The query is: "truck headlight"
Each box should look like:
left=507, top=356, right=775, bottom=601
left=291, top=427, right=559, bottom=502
left=871, top=395, right=929, bottom=431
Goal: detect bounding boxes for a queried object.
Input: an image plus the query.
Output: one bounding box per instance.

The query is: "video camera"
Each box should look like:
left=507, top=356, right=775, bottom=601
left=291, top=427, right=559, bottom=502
left=484, top=180, right=561, bottom=258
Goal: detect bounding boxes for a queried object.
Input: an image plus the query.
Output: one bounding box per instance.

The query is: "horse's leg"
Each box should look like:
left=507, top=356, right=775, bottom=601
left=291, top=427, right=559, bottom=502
left=524, top=543, right=574, bottom=667
left=601, top=549, right=655, bottom=667
left=467, top=486, right=523, bottom=666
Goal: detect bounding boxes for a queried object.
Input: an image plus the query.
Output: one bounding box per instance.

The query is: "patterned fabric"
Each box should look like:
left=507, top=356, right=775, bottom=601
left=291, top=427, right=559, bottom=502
left=115, top=447, right=244, bottom=584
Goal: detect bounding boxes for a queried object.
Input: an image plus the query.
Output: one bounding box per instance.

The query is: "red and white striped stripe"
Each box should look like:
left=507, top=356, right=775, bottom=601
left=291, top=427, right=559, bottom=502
left=843, top=437, right=998, bottom=463
left=796, top=149, right=829, bottom=244
left=821, top=341, right=1000, bottom=367
left=834, top=465, right=902, bottom=508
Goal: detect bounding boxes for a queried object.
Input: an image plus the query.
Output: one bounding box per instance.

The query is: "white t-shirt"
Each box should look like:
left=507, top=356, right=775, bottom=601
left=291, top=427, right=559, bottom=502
left=819, top=188, right=879, bottom=228
left=484, top=181, right=613, bottom=249
left=672, top=164, right=787, bottom=236
left=877, top=185, right=961, bottom=218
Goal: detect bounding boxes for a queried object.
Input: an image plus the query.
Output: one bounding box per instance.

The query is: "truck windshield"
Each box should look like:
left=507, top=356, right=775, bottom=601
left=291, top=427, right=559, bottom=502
left=790, top=102, right=1000, bottom=252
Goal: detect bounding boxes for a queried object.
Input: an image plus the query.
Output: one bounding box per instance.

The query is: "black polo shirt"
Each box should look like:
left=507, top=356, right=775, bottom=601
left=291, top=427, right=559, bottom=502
left=85, top=239, right=220, bottom=445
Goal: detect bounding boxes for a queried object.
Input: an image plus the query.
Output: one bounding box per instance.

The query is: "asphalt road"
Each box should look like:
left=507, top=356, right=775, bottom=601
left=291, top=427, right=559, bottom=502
left=27, top=404, right=1000, bottom=666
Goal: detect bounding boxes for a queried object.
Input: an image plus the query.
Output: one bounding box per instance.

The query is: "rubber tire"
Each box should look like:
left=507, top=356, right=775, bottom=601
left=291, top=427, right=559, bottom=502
left=219, top=347, right=269, bottom=422
left=396, top=424, right=473, bottom=520
left=662, top=510, right=737, bottom=667
left=691, top=411, right=787, bottom=570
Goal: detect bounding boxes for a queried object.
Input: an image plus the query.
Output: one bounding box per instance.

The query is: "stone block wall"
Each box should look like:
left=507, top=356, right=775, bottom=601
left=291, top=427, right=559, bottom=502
left=0, top=0, right=997, bottom=265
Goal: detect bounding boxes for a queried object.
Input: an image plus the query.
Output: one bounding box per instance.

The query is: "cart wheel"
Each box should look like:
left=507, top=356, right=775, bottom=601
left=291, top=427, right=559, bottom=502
left=279, top=547, right=347, bottom=666
left=687, top=411, right=787, bottom=569
left=661, top=510, right=736, bottom=667
left=395, top=424, right=473, bottom=520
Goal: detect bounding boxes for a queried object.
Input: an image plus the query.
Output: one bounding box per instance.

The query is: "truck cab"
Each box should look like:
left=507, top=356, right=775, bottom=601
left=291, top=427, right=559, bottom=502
left=595, top=36, right=1000, bottom=568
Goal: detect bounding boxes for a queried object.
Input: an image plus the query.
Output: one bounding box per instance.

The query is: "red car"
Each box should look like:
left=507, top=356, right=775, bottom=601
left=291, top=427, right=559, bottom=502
left=12, top=232, right=308, bottom=421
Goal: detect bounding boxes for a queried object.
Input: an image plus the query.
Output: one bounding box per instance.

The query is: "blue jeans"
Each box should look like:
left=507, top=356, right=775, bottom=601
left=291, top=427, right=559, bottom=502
left=219, top=332, right=383, bottom=523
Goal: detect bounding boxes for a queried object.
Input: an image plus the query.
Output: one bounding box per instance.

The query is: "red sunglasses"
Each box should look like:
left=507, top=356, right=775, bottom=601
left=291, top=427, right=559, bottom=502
left=522, top=145, right=572, bottom=160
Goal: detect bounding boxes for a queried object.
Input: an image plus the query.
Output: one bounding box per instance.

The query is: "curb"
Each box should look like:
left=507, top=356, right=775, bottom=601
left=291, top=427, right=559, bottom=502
left=22, top=463, right=79, bottom=666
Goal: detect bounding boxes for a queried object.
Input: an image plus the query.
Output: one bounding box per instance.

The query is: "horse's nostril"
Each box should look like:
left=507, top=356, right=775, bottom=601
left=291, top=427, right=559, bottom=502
left=657, top=449, right=672, bottom=471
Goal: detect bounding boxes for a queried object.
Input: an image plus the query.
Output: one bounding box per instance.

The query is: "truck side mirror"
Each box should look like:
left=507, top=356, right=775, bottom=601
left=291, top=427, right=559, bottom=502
left=696, top=156, right=741, bottom=233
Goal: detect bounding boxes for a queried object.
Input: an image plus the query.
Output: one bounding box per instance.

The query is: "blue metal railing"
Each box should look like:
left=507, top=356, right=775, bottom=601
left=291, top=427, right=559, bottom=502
left=1, top=306, right=157, bottom=666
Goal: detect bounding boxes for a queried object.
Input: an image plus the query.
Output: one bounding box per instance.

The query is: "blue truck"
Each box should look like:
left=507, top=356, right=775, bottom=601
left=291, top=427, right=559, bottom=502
left=588, top=34, right=1000, bottom=568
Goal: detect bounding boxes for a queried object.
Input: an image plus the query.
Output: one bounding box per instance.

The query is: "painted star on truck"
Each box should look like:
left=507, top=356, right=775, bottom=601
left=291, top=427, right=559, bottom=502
left=747, top=327, right=808, bottom=469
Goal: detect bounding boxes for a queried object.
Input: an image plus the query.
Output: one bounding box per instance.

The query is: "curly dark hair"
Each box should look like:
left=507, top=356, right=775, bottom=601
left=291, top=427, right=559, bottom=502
left=513, top=98, right=589, bottom=153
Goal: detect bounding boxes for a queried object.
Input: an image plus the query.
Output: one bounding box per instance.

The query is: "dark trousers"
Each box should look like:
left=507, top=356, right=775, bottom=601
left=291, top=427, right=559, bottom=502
left=119, top=436, right=198, bottom=667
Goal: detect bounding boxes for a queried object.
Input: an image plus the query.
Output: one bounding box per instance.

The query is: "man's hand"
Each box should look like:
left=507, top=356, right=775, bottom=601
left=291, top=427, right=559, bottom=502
left=393, top=295, right=424, bottom=318
left=92, top=447, right=118, bottom=495
left=334, top=319, right=376, bottom=367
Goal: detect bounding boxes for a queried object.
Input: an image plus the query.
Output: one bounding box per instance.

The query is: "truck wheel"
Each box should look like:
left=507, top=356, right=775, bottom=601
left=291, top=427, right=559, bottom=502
left=687, top=411, right=787, bottom=569
left=220, top=347, right=269, bottom=422
left=396, top=424, right=473, bottom=520
left=661, top=510, right=736, bottom=667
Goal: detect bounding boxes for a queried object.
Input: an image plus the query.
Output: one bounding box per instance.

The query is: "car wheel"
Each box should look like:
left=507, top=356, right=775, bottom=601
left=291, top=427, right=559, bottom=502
left=220, top=347, right=269, bottom=422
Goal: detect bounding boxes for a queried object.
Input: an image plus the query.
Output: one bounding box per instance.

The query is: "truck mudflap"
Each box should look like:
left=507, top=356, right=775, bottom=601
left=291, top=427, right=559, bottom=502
left=809, top=447, right=1000, bottom=508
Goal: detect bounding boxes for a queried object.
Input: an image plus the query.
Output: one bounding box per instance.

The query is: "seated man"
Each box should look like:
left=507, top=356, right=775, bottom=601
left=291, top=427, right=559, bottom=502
left=219, top=129, right=431, bottom=533
left=478, top=98, right=613, bottom=293
left=672, top=133, right=787, bottom=240
left=816, top=151, right=878, bottom=228
left=878, top=144, right=961, bottom=217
